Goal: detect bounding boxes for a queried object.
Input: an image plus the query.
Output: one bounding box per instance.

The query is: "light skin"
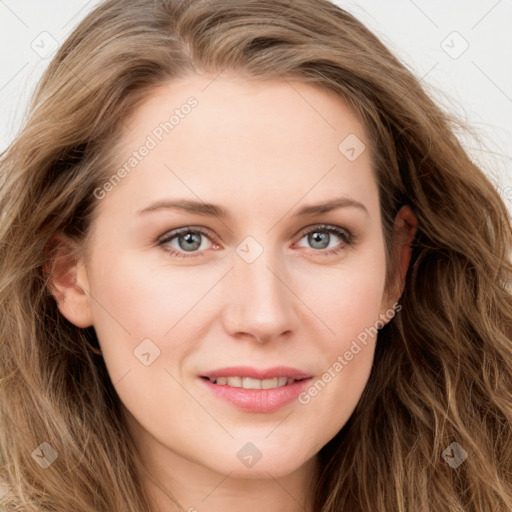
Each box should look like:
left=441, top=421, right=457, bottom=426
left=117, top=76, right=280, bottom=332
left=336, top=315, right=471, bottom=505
left=47, top=74, right=417, bottom=512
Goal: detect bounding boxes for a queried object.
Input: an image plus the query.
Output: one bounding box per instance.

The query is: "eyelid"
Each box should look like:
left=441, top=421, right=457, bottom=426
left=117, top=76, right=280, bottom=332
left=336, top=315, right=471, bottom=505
left=293, top=223, right=353, bottom=243
left=158, top=225, right=217, bottom=243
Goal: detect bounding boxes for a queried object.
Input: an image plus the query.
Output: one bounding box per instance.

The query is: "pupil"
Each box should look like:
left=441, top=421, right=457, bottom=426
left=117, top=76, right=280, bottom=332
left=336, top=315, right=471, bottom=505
left=179, top=232, right=201, bottom=251
left=309, top=231, right=329, bottom=249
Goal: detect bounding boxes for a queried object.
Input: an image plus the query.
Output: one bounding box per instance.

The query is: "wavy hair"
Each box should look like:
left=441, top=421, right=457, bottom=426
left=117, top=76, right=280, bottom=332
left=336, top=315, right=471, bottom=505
left=1, top=0, right=511, bottom=510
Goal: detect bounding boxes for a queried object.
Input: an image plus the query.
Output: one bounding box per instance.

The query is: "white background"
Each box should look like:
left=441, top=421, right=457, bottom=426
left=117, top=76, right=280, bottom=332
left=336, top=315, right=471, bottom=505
left=1, top=0, right=511, bottom=208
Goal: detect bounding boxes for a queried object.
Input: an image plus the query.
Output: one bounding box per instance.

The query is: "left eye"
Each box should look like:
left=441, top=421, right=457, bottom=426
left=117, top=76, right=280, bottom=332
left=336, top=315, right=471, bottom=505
left=294, top=224, right=353, bottom=253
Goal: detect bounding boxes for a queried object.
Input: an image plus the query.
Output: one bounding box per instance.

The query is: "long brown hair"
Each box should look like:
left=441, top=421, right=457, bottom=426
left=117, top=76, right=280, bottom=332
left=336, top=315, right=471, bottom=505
left=1, top=1, right=511, bottom=510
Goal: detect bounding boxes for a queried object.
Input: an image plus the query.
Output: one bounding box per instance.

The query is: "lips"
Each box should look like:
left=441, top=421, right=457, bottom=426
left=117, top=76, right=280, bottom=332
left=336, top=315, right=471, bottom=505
left=199, top=366, right=313, bottom=412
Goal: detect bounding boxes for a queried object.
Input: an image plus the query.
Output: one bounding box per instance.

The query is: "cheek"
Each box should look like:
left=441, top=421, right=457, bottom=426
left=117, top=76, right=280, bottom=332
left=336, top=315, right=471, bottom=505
left=85, top=248, right=227, bottom=383
left=301, top=247, right=387, bottom=340
left=292, top=246, right=387, bottom=436
left=88, top=249, right=214, bottom=334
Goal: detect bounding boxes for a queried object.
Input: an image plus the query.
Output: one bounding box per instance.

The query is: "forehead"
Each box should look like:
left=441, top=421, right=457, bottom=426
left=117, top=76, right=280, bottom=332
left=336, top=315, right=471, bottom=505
left=97, top=74, right=377, bottom=219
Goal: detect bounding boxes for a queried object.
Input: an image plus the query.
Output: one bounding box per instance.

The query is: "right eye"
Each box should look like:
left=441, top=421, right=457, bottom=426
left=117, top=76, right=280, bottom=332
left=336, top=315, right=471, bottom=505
left=157, top=226, right=219, bottom=258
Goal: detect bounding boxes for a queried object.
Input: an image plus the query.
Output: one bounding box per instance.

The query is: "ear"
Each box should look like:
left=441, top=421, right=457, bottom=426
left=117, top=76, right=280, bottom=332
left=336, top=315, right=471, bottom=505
left=44, top=231, right=94, bottom=328
left=381, top=205, right=418, bottom=313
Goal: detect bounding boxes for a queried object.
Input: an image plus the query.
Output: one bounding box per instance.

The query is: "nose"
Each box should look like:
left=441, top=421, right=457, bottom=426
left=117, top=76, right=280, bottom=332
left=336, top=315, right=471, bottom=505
left=221, top=248, right=299, bottom=344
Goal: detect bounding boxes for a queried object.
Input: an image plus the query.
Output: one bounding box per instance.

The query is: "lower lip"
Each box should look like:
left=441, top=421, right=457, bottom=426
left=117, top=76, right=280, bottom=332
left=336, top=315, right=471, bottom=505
left=199, top=377, right=312, bottom=413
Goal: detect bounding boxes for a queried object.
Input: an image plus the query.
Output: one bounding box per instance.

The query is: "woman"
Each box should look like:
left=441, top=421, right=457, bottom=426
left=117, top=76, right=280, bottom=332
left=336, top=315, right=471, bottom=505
left=1, top=0, right=511, bottom=511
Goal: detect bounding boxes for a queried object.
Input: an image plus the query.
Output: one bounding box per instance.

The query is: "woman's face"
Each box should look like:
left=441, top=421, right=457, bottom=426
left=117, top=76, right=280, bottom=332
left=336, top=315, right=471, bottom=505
left=55, top=74, right=410, bottom=481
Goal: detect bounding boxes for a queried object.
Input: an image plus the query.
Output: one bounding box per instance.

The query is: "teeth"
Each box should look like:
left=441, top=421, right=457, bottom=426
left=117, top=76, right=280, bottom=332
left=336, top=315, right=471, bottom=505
left=207, top=376, right=297, bottom=389
left=226, top=376, right=242, bottom=387
left=242, top=377, right=261, bottom=389
left=261, top=378, right=278, bottom=389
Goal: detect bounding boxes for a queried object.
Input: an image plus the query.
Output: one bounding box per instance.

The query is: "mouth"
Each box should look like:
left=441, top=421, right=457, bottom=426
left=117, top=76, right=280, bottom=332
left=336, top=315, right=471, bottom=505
left=198, top=366, right=313, bottom=413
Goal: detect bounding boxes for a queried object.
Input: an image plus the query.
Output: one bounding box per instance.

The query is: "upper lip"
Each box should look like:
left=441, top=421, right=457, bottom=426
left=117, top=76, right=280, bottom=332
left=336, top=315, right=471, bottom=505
left=200, top=366, right=312, bottom=380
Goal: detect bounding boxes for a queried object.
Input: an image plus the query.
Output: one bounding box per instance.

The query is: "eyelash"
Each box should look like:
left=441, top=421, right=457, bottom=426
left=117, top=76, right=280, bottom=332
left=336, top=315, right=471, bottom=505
left=157, top=224, right=356, bottom=259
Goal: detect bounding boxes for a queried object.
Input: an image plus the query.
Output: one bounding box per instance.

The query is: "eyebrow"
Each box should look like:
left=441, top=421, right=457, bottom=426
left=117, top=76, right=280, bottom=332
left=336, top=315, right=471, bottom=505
left=136, top=197, right=369, bottom=218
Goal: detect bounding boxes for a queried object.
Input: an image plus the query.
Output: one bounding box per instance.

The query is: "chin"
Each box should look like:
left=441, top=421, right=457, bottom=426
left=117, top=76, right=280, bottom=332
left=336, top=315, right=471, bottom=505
left=204, top=443, right=315, bottom=480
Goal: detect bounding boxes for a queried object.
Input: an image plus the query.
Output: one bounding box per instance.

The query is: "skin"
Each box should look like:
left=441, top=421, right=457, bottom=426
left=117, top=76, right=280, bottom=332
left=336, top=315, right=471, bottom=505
left=48, top=74, right=417, bottom=512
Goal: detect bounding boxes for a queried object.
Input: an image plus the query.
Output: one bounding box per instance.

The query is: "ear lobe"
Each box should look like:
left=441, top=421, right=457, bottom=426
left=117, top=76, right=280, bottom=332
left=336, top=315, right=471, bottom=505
left=44, top=231, right=94, bottom=328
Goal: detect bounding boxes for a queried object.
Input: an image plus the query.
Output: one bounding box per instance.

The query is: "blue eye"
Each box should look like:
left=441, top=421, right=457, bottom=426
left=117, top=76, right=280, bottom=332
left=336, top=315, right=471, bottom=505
left=294, top=224, right=354, bottom=255
left=158, top=227, right=215, bottom=258
left=157, top=224, right=355, bottom=258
